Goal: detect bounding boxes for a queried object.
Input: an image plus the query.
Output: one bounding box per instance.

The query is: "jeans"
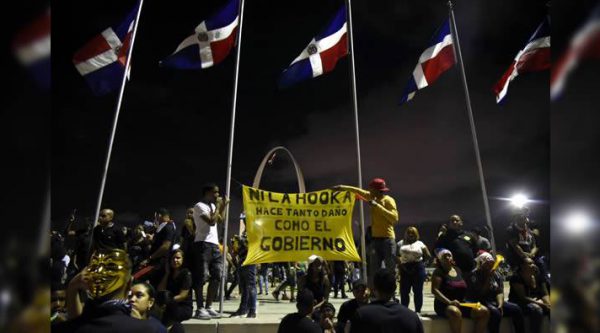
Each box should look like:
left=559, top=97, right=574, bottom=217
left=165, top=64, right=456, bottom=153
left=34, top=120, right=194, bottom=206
left=258, top=264, right=269, bottom=294
left=238, top=265, right=257, bottom=312
left=523, top=302, right=550, bottom=333
left=368, top=238, right=396, bottom=288
left=485, top=301, right=525, bottom=333
left=399, top=261, right=426, bottom=312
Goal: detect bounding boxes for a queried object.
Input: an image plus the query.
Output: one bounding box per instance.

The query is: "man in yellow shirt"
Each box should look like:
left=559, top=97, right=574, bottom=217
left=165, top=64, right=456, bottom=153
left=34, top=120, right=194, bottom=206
left=333, top=178, right=399, bottom=288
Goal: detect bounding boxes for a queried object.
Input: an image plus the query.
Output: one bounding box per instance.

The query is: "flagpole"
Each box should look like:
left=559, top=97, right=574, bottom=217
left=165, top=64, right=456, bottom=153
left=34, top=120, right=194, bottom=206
left=219, top=0, right=245, bottom=314
left=89, top=0, right=145, bottom=256
left=345, top=0, right=368, bottom=283
left=448, top=0, right=496, bottom=251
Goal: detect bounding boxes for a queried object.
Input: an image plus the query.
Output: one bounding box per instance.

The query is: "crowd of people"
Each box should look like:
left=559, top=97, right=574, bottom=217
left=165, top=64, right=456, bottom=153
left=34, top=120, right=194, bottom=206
left=49, top=179, right=551, bottom=333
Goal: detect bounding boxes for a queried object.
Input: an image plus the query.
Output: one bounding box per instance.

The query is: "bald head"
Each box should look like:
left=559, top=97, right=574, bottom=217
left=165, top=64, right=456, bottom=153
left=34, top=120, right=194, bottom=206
left=99, top=209, right=114, bottom=226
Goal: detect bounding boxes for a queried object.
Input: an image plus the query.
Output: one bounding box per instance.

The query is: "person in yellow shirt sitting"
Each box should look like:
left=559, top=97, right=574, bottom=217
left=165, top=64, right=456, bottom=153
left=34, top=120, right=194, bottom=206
left=333, top=178, right=399, bottom=289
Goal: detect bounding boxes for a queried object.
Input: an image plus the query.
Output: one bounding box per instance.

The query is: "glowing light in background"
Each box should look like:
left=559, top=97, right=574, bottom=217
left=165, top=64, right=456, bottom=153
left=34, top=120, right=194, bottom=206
left=564, top=211, right=594, bottom=236
left=510, top=194, right=529, bottom=208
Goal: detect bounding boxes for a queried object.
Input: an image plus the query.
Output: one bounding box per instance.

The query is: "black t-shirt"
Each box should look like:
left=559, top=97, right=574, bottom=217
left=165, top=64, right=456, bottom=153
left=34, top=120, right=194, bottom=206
left=350, top=300, right=424, bottom=333
left=435, top=229, right=477, bottom=273
left=53, top=300, right=161, bottom=333
left=75, top=230, right=91, bottom=268
left=92, top=223, right=126, bottom=251
left=508, top=273, right=548, bottom=306
left=336, top=299, right=363, bottom=333
left=167, top=268, right=193, bottom=308
left=150, top=223, right=176, bottom=257
left=466, top=269, right=504, bottom=304
left=278, top=312, right=322, bottom=333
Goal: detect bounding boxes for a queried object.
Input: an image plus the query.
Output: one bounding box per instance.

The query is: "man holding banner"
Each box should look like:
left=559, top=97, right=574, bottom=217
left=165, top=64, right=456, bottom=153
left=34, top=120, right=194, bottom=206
left=333, top=178, right=399, bottom=289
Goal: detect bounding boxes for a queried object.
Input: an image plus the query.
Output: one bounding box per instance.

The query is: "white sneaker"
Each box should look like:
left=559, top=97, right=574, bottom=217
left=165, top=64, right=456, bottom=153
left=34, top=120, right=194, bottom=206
left=194, top=308, right=211, bottom=320
left=206, top=307, right=222, bottom=318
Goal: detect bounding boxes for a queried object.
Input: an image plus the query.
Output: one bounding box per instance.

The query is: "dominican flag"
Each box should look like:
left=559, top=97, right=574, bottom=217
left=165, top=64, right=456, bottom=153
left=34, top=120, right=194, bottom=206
left=399, top=19, right=455, bottom=104
left=161, top=0, right=239, bottom=69
left=493, top=17, right=550, bottom=104
left=551, top=5, right=600, bottom=100
left=73, top=4, right=139, bottom=96
left=12, top=9, right=51, bottom=91
left=279, top=6, right=348, bottom=89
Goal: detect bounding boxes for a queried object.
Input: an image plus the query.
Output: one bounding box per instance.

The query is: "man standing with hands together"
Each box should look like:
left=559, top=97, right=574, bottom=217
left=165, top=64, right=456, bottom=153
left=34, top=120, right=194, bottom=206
left=191, top=183, right=230, bottom=319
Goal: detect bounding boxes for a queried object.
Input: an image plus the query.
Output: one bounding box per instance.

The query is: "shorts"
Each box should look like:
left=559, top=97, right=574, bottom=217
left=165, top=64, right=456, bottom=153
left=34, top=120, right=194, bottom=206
left=191, top=241, right=223, bottom=285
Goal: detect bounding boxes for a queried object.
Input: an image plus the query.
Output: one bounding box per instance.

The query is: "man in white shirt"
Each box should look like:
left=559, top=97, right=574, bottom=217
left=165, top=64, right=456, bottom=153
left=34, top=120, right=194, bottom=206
left=191, top=183, right=229, bottom=319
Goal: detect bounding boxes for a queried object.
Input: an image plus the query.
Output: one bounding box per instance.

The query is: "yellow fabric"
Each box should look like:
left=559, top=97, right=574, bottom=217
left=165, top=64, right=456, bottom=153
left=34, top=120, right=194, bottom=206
left=339, top=186, right=399, bottom=239
left=242, top=186, right=361, bottom=265
left=459, top=302, right=482, bottom=310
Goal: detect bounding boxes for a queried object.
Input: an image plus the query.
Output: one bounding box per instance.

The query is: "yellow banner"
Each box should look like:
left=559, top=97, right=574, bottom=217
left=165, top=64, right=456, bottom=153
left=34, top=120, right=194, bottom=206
left=242, top=186, right=361, bottom=265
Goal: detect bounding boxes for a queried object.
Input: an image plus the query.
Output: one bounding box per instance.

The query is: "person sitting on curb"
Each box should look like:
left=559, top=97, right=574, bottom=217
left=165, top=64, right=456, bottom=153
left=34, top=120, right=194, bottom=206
left=349, top=269, right=423, bottom=333
left=278, top=289, right=322, bottom=333
left=55, top=248, right=162, bottom=333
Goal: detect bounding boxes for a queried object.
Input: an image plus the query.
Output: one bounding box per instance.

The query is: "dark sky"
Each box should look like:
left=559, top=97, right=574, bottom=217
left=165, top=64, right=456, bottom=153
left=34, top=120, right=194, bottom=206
left=49, top=0, right=571, bottom=250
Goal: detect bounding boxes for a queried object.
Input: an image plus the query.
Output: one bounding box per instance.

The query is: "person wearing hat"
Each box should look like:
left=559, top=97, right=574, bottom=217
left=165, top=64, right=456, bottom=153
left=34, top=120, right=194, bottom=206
left=333, top=178, right=399, bottom=289
left=431, top=248, right=489, bottom=333
left=467, top=251, right=525, bottom=333
left=336, top=279, right=369, bottom=333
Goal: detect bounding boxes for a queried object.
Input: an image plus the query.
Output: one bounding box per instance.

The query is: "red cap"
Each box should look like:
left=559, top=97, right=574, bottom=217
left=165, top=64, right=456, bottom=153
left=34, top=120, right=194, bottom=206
left=369, top=178, right=390, bottom=192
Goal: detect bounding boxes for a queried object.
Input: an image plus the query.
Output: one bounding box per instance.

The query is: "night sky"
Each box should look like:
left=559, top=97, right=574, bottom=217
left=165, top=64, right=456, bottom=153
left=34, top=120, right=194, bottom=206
left=48, top=0, right=594, bottom=252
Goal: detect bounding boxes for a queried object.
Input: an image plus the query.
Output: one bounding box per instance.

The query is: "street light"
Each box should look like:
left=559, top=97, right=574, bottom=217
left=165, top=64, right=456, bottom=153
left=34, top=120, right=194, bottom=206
left=510, top=194, right=529, bottom=208
left=564, top=211, right=593, bottom=236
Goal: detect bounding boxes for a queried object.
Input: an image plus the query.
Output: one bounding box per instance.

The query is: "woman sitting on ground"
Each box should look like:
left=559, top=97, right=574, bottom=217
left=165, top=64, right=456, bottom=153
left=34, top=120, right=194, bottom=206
left=129, top=282, right=167, bottom=333
left=431, top=248, right=489, bottom=333
left=467, top=251, right=525, bottom=333
left=158, top=249, right=193, bottom=329
left=508, top=257, right=551, bottom=333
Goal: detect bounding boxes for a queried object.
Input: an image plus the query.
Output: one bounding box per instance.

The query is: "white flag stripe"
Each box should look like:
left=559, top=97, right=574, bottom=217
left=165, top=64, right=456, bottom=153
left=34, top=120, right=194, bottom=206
left=289, top=23, right=347, bottom=66
left=309, top=53, right=323, bottom=77
left=517, top=36, right=551, bottom=60
left=15, top=35, right=50, bottom=65
left=412, top=63, right=428, bottom=89
left=101, top=28, right=122, bottom=51
left=75, top=49, right=119, bottom=75
left=418, top=34, right=453, bottom=64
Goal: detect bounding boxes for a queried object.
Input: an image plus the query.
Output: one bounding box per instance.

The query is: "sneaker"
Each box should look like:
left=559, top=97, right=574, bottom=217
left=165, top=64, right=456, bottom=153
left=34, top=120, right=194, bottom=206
left=272, top=290, right=280, bottom=301
left=206, top=307, right=222, bottom=318
left=246, top=311, right=256, bottom=318
left=229, top=310, right=248, bottom=318
left=194, top=308, right=211, bottom=320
